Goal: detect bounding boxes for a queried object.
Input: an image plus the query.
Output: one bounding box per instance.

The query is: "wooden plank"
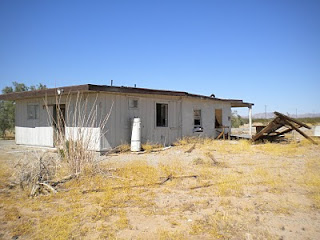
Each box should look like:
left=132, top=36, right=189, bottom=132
left=272, top=127, right=294, bottom=137
left=253, top=112, right=313, bottom=143
left=216, top=131, right=224, bottom=140
left=283, top=119, right=317, bottom=144
left=252, top=117, right=282, bottom=141
left=274, top=112, right=310, bottom=129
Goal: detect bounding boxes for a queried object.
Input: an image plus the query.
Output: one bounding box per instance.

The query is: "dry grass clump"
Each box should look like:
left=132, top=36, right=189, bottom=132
left=142, top=142, right=163, bottom=152
left=111, top=142, right=164, bottom=154
left=58, top=139, right=98, bottom=174
left=215, top=173, right=244, bottom=197
left=299, top=138, right=320, bottom=146
left=157, top=229, right=185, bottom=240
left=253, top=197, right=301, bottom=216
left=256, top=141, right=307, bottom=156
left=12, top=219, right=34, bottom=237
left=174, top=137, right=253, bottom=155
left=190, top=211, right=246, bottom=238
left=192, top=166, right=244, bottom=197
left=303, top=157, right=320, bottom=209
left=115, top=210, right=131, bottom=230
left=116, top=160, right=160, bottom=184
left=174, top=136, right=215, bottom=146
left=117, top=144, right=131, bottom=153
left=35, top=214, right=78, bottom=240
left=159, top=159, right=186, bottom=178
left=4, top=207, right=21, bottom=222
left=98, top=224, right=116, bottom=239
left=174, top=136, right=200, bottom=145
left=214, top=140, right=252, bottom=154
left=253, top=167, right=284, bottom=193
left=0, top=158, right=11, bottom=188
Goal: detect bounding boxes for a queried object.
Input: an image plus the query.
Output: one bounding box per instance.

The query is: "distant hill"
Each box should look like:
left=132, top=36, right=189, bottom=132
left=251, top=112, right=275, bottom=119
left=241, top=112, right=320, bottom=119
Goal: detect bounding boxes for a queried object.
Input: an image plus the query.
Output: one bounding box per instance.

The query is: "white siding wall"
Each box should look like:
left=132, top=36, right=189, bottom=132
left=99, top=93, right=182, bottom=150
left=15, top=99, right=54, bottom=147
left=181, top=98, right=232, bottom=138
left=14, top=93, right=233, bottom=150
left=65, top=127, right=100, bottom=151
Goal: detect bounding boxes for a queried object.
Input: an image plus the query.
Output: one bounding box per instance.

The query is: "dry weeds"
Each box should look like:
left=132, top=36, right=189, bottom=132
left=0, top=137, right=320, bottom=239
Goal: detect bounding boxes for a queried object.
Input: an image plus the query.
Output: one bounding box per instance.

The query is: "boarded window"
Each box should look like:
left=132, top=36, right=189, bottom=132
left=27, top=104, right=39, bottom=119
left=215, top=109, right=222, bottom=128
left=129, top=98, right=138, bottom=108
left=194, top=110, right=201, bottom=127
left=156, top=103, right=168, bottom=127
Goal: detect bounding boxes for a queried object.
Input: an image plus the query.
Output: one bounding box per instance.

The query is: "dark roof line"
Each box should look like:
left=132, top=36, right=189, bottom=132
left=0, top=84, right=253, bottom=107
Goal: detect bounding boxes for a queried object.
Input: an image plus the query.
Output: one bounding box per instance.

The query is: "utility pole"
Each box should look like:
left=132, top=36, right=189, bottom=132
left=265, top=105, right=267, bottom=119
left=296, top=108, right=298, bottom=118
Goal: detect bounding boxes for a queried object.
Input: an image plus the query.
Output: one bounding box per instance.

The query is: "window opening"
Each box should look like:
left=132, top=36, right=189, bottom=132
left=194, top=109, right=201, bottom=127
left=156, top=103, right=168, bottom=127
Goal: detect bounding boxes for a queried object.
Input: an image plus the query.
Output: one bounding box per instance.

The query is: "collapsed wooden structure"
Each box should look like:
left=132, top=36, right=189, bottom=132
left=252, top=112, right=317, bottom=144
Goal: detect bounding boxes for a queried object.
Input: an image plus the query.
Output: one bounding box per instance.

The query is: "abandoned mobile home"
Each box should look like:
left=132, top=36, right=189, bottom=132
left=0, top=84, right=253, bottom=151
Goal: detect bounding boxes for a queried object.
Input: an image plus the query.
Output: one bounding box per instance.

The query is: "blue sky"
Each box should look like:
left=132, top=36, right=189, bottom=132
left=0, top=0, right=319, bottom=115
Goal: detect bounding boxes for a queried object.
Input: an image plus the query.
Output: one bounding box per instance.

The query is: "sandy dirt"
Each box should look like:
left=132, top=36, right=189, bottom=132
left=0, top=139, right=320, bottom=239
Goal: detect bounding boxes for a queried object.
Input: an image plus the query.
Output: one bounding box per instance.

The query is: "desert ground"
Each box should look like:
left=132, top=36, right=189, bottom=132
left=0, top=137, right=320, bottom=240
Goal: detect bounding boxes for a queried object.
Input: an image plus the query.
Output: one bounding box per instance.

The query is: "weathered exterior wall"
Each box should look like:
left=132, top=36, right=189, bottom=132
left=14, top=92, right=233, bottom=150
left=99, top=93, right=232, bottom=150
left=99, top=93, right=182, bottom=150
left=181, top=98, right=232, bottom=138
left=15, top=98, right=54, bottom=147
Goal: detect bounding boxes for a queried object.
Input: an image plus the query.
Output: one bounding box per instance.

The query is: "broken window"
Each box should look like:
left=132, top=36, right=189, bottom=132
left=129, top=98, right=138, bottom=108
left=194, top=109, right=203, bottom=132
left=156, top=103, right=168, bottom=127
left=194, top=110, right=202, bottom=127
left=215, top=109, right=222, bottom=128
left=27, top=104, right=39, bottom=119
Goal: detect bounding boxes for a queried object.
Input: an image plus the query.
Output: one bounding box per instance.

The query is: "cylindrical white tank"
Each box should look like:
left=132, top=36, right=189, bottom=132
left=131, top=118, right=141, bottom=152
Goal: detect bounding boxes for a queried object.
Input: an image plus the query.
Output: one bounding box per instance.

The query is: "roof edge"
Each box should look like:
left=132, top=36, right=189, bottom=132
left=0, top=83, right=254, bottom=107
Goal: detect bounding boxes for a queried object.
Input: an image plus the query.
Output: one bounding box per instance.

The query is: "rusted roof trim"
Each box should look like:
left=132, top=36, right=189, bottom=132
left=0, top=84, right=90, bottom=101
left=0, top=84, right=254, bottom=107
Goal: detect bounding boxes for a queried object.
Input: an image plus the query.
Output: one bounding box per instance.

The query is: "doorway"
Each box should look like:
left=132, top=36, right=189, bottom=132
left=53, top=104, right=66, bottom=140
left=215, top=109, right=222, bottom=128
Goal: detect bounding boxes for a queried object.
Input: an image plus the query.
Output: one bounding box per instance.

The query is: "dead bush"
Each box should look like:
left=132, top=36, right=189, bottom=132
left=45, top=92, right=113, bottom=174
left=14, top=151, right=60, bottom=193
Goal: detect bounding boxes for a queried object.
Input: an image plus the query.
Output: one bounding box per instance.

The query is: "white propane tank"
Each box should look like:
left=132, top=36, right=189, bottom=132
left=131, top=118, right=141, bottom=152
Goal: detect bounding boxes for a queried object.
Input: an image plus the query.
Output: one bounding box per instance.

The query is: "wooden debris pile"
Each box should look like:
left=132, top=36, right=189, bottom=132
left=252, top=111, right=317, bottom=144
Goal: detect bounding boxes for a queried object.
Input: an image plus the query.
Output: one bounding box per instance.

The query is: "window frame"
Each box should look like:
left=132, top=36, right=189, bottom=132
left=193, top=109, right=202, bottom=127
left=27, top=104, right=40, bottom=120
left=155, top=102, right=168, bottom=127
left=128, top=98, right=139, bottom=109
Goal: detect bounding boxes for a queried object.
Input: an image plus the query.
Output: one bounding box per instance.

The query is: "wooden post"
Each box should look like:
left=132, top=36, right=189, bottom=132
left=283, top=119, right=317, bottom=144
left=222, top=127, right=225, bottom=140
left=249, top=106, right=252, bottom=137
